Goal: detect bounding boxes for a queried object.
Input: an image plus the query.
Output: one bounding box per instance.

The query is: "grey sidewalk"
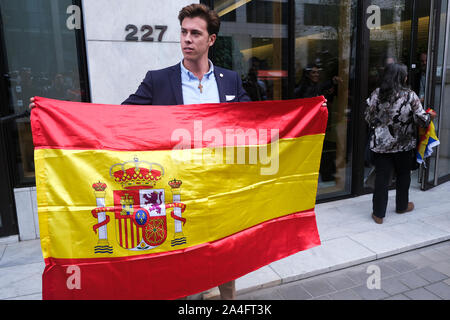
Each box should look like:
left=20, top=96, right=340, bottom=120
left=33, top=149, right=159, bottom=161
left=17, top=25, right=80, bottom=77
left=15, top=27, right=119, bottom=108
left=236, top=240, right=450, bottom=300
left=1, top=180, right=450, bottom=300
left=208, top=179, right=450, bottom=299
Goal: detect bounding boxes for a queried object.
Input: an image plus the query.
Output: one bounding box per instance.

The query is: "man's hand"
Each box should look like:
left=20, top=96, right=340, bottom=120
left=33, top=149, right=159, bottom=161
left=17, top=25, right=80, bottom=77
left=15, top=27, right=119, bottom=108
left=29, top=97, right=36, bottom=110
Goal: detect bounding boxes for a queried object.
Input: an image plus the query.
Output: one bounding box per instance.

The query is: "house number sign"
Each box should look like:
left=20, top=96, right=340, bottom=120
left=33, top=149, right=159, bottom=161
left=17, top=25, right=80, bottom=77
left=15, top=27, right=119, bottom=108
left=125, top=24, right=168, bottom=42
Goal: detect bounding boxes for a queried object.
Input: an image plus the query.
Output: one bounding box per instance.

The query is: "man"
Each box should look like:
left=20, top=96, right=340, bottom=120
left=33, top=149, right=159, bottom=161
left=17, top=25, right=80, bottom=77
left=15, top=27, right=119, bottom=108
left=30, top=4, right=249, bottom=300
left=121, top=4, right=250, bottom=106
left=122, top=4, right=249, bottom=300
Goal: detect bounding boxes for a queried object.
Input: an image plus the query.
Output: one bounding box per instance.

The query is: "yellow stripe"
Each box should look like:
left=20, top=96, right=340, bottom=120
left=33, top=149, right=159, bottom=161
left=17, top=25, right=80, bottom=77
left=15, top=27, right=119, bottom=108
left=35, top=135, right=324, bottom=259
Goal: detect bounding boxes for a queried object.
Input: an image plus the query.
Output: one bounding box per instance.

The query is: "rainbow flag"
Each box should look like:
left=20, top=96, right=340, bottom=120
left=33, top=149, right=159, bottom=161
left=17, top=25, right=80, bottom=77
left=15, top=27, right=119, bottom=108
left=417, top=120, right=440, bottom=166
left=31, top=96, right=327, bottom=300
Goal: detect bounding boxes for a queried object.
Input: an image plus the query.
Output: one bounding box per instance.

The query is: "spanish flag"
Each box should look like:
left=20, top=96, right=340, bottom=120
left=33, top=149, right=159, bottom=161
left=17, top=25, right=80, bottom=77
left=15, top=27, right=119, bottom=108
left=31, top=96, right=327, bottom=300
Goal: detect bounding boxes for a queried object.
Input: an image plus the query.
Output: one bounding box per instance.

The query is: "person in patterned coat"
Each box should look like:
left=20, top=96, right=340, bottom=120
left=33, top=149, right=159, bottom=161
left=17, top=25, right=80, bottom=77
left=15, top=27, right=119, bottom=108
left=365, top=63, right=436, bottom=224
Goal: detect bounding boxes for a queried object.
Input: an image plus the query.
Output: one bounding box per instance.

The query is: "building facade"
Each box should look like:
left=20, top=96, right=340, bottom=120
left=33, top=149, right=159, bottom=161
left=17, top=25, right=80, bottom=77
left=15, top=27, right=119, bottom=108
left=1, top=0, right=449, bottom=240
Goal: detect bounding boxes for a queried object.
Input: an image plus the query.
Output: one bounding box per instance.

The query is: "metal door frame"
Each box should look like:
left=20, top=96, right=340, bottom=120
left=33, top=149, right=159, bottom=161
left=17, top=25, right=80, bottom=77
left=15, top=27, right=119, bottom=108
left=420, top=0, right=450, bottom=190
left=0, top=6, right=18, bottom=237
left=432, top=0, right=450, bottom=186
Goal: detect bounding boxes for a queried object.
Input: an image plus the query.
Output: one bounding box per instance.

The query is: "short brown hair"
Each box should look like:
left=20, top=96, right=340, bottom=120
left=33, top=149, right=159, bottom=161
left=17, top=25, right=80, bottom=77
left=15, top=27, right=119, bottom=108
left=178, top=3, right=220, bottom=36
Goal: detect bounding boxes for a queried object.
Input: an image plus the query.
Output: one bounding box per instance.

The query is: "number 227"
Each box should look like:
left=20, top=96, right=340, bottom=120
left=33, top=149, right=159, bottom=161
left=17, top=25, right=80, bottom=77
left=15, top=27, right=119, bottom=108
left=125, top=24, right=168, bottom=42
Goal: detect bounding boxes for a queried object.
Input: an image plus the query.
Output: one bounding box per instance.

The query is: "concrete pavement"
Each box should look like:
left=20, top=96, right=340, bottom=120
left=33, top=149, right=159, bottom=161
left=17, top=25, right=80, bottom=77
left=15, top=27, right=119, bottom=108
left=1, top=179, right=450, bottom=300
left=236, top=240, right=450, bottom=300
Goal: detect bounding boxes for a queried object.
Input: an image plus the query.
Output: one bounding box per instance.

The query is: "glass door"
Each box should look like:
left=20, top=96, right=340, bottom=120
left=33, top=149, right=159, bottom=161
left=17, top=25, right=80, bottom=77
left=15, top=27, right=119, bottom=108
left=364, top=0, right=413, bottom=190
left=363, top=0, right=434, bottom=192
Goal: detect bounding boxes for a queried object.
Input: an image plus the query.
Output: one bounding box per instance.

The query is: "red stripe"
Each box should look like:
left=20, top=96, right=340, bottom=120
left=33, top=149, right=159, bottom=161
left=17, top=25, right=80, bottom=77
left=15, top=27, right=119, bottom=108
left=31, top=96, right=327, bottom=151
left=42, top=209, right=320, bottom=300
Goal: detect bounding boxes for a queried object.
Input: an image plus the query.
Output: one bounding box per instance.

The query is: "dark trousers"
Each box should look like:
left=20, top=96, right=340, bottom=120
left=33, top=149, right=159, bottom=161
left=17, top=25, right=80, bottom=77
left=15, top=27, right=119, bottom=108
left=372, top=151, right=411, bottom=218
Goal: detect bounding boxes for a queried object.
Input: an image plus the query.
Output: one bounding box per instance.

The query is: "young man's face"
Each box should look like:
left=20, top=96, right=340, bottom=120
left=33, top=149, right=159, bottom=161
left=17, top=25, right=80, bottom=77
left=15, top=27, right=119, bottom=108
left=180, top=17, right=216, bottom=63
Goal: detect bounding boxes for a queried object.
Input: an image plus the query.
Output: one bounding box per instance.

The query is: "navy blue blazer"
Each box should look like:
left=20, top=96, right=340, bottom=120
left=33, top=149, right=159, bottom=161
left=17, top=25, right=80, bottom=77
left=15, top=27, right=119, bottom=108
left=122, top=63, right=250, bottom=105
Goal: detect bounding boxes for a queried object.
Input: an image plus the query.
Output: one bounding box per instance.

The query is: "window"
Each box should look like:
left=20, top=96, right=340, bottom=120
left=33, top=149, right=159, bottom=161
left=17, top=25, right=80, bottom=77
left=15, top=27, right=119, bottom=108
left=294, top=0, right=356, bottom=198
left=213, top=0, right=289, bottom=101
left=0, top=0, right=89, bottom=186
left=209, top=0, right=356, bottom=199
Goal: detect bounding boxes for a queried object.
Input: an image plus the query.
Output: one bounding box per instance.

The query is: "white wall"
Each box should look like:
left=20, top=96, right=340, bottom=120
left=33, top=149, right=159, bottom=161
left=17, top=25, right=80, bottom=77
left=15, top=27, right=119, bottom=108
left=82, top=0, right=196, bottom=104
left=14, top=187, right=39, bottom=241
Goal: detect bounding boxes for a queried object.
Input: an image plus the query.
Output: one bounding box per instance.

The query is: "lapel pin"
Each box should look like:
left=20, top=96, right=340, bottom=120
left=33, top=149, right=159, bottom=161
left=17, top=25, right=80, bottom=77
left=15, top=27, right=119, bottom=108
left=220, top=73, right=224, bottom=78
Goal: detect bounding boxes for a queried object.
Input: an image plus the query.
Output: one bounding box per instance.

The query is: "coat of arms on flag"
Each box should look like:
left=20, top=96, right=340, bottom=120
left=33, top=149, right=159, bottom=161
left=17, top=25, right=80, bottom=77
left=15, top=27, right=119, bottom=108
left=91, top=158, right=187, bottom=254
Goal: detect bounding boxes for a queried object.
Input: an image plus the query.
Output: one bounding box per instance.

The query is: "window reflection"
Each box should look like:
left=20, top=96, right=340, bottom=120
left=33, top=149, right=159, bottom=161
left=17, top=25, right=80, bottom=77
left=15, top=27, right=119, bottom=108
left=367, top=1, right=411, bottom=95
left=212, top=0, right=355, bottom=198
left=294, top=0, right=355, bottom=197
left=214, top=0, right=288, bottom=101
left=0, top=0, right=87, bottom=184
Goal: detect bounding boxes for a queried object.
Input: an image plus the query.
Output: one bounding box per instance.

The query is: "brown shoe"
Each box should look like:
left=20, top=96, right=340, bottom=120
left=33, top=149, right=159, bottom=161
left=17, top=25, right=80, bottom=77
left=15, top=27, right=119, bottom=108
left=396, top=202, right=414, bottom=214
left=372, top=213, right=383, bottom=224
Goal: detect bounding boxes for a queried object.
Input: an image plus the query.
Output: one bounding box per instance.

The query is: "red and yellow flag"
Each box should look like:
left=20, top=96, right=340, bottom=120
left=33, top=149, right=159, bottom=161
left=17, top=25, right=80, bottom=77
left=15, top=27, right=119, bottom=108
left=31, top=96, right=327, bottom=300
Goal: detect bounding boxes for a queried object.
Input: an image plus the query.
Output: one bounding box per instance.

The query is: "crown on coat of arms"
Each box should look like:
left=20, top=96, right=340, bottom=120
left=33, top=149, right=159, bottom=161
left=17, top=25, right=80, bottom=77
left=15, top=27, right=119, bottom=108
left=92, top=181, right=107, bottom=192
left=109, top=157, right=164, bottom=189
left=168, top=179, right=182, bottom=189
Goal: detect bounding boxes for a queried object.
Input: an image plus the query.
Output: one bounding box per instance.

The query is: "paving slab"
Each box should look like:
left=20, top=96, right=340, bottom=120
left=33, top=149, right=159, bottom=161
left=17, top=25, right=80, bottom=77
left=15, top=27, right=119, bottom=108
left=383, top=258, right=417, bottom=273
left=429, top=261, right=450, bottom=277
left=424, top=282, right=450, bottom=299
left=380, top=277, right=411, bottom=296
left=348, top=227, right=411, bottom=258
left=415, top=267, right=449, bottom=283
left=351, top=285, right=390, bottom=300
left=0, top=240, right=43, bottom=268
left=323, top=273, right=357, bottom=291
left=277, top=283, right=312, bottom=300
left=385, top=294, right=410, bottom=300
left=349, top=220, right=450, bottom=259
left=328, top=288, right=362, bottom=300
left=397, top=271, right=431, bottom=289
left=269, top=237, right=376, bottom=283
left=0, top=261, right=44, bottom=300
left=298, top=277, right=337, bottom=297
left=404, top=287, right=442, bottom=300
left=418, top=213, right=450, bottom=233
